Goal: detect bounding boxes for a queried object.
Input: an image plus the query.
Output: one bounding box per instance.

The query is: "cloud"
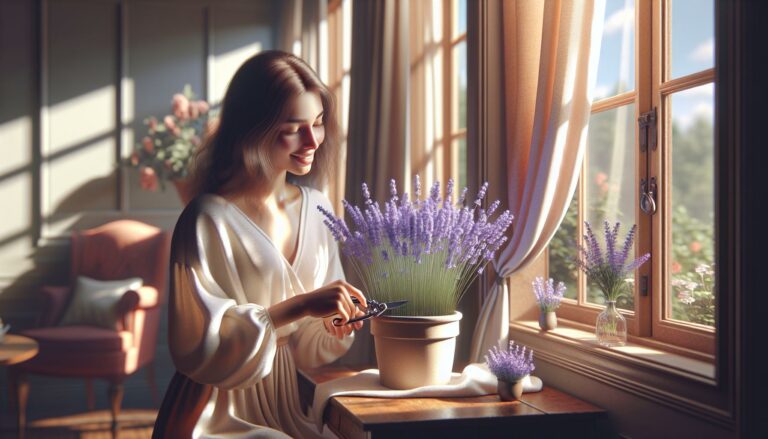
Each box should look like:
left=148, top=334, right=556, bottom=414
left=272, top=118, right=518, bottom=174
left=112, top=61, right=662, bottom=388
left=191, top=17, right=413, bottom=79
left=681, top=83, right=714, bottom=98
left=675, top=102, right=713, bottom=130
left=593, top=84, right=611, bottom=100
left=689, top=38, right=714, bottom=63
left=603, top=7, right=634, bottom=36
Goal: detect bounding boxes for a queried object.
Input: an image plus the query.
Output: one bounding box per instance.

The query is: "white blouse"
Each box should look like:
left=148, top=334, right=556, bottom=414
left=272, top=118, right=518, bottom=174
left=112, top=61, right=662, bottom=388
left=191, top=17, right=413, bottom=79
left=168, top=186, right=352, bottom=438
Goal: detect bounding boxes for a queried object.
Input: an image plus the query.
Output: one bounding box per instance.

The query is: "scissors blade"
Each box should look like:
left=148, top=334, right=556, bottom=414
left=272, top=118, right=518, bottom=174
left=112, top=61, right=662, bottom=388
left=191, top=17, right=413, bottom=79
left=383, top=300, right=408, bottom=310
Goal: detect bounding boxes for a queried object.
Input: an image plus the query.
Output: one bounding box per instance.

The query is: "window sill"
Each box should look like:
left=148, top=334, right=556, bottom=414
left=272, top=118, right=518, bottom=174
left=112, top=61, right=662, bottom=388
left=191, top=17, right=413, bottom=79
left=510, top=320, right=733, bottom=429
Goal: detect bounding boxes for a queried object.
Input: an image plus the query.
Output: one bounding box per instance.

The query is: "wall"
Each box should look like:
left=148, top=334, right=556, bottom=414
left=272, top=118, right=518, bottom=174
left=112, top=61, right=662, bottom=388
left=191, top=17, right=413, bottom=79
left=0, top=0, right=275, bottom=420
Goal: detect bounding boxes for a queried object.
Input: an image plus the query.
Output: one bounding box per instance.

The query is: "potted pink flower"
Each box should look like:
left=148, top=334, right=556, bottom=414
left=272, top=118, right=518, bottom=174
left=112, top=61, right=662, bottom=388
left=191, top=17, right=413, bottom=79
left=127, top=84, right=212, bottom=204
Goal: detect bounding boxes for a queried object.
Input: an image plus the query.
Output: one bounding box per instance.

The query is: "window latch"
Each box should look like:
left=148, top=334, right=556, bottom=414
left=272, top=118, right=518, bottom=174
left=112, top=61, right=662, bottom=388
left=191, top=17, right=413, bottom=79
left=638, top=108, right=657, bottom=152
left=640, top=177, right=657, bottom=215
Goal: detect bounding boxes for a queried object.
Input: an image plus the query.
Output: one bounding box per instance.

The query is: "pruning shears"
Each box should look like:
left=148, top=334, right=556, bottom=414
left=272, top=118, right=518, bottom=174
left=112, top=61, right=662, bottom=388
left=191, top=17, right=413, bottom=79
left=332, top=297, right=408, bottom=327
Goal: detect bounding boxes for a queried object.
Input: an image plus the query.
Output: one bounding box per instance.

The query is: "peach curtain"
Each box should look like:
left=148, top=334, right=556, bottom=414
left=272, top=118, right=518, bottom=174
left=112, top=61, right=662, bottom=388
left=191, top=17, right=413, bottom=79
left=470, top=0, right=606, bottom=361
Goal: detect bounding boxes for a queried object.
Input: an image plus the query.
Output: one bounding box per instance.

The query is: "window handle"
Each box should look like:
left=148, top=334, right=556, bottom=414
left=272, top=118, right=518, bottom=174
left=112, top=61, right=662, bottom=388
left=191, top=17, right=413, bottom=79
left=640, top=177, right=657, bottom=215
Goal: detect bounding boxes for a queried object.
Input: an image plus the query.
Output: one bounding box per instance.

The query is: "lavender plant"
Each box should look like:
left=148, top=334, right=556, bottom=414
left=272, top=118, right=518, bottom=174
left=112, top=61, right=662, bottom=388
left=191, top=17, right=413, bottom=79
left=576, top=221, right=651, bottom=302
left=485, top=341, right=535, bottom=382
left=318, top=176, right=513, bottom=316
left=532, top=277, right=565, bottom=312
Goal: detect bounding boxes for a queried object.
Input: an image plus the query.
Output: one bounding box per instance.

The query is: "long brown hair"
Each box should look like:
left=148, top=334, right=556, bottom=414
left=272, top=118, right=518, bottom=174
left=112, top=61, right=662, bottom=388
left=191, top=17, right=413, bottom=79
left=188, top=50, right=340, bottom=196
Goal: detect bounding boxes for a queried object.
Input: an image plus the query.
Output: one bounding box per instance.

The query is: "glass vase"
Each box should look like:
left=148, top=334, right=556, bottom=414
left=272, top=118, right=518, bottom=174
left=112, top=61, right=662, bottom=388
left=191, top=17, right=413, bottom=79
left=596, top=300, right=626, bottom=346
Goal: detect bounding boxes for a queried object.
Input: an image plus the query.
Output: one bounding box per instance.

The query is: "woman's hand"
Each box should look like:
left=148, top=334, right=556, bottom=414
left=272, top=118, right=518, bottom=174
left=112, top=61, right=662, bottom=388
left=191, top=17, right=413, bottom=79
left=322, top=308, right=365, bottom=339
left=267, top=279, right=367, bottom=335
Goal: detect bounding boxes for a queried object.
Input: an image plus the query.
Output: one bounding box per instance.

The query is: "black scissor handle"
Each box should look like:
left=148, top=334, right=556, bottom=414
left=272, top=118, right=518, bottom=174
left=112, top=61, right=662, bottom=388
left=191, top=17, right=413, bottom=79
left=332, top=299, right=387, bottom=327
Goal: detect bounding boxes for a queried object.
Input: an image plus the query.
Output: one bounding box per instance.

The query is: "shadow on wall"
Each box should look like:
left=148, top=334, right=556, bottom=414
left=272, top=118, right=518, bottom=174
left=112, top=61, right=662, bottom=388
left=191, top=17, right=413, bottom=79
left=0, top=173, right=177, bottom=426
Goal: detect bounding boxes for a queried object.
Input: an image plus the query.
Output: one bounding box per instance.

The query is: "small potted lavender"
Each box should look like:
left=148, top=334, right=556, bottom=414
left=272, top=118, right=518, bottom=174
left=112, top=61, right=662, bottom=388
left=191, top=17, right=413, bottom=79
left=319, top=176, right=513, bottom=389
left=485, top=341, right=535, bottom=401
left=576, top=221, right=650, bottom=346
left=532, top=277, right=565, bottom=331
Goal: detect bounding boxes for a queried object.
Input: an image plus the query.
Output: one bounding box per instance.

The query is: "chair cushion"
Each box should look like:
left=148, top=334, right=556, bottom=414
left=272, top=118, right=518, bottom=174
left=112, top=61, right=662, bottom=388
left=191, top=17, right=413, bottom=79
left=18, top=326, right=137, bottom=377
left=58, top=276, right=142, bottom=330
left=22, top=326, right=133, bottom=352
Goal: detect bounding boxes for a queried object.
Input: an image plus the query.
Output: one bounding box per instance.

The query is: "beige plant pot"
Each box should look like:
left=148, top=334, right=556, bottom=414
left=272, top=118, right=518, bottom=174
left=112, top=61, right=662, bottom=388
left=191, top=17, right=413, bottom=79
left=497, top=378, right=525, bottom=401
left=370, top=311, right=462, bottom=389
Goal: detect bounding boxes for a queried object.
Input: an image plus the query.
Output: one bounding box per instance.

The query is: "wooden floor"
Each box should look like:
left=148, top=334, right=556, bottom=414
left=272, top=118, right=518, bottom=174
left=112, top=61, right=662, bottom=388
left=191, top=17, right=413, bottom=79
left=0, top=409, right=157, bottom=439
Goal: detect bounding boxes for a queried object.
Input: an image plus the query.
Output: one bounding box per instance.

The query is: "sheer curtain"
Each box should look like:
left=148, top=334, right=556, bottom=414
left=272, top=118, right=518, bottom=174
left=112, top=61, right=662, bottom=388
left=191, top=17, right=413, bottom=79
left=470, top=0, right=606, bottom=361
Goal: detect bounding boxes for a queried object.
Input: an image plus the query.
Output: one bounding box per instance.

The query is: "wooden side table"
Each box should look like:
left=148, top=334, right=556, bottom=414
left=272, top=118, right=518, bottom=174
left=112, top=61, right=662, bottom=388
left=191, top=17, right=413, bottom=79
left=298, top=367, right=611, bottom=439
left=0, top=335, right=38, bottom=366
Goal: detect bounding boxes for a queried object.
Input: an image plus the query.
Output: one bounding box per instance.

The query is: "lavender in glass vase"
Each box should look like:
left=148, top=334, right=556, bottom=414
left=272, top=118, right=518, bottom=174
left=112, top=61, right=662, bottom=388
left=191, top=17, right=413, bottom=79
left=576, top=220, right=651, bottom=346
left=532, top=277, right=564, bottom=330
left=485, top=341, right=535, bottom=401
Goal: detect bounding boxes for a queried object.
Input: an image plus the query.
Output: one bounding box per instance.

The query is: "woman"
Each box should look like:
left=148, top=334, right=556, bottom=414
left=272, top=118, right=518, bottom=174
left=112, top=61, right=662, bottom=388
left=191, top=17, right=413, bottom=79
left=153, top=50, right=366, bottom=438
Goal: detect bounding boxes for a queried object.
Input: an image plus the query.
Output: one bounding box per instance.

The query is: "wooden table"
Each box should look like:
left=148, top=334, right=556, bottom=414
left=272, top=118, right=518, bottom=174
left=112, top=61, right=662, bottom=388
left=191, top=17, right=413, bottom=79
left=299, top=367, right=610, bottom=439
left=0, top=335, right=38, bottom=366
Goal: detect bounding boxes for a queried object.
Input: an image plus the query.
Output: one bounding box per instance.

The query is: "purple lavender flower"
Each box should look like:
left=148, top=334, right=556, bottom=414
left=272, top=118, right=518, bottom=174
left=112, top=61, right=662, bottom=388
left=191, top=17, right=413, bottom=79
left=316, top=176, right=514, bottom=316
left=575, top=220, right=650, bottom=301
left=532, top=277, right=565, bottom=312
left=485, top=341, right=535, bottom=382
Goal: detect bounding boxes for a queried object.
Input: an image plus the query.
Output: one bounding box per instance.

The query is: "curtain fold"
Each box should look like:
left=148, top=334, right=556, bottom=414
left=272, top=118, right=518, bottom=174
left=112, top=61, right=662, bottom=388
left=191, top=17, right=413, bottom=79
left=470, top=0, right=606, bottom=361
left=344, top=0, right=409, bottom=204
left=339, top=0, right=410, bottom=366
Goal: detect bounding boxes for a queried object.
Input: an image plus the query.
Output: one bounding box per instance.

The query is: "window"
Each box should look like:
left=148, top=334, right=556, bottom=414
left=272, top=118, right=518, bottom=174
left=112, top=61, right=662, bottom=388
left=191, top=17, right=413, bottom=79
left=327, top=0, right=352, bottom=212
left=549, top=0, right=716, bottom=355
left=409, top=0, right=467, bottom=192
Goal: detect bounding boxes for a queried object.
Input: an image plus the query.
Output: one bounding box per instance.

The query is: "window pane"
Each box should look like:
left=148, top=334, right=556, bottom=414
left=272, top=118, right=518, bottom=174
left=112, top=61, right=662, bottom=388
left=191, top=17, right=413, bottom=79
left=549, top=187, right=579, bottom=300
left=453, top=0, right=467, bottom=38
left=669, top=0, right=714, bottom=79
left=669, top=84, right=715, bottom=326
left=585, top=104, right=637, bottom=311
left=453, top=137, right=467, bottom=194
left=452, top=40, right=467, bottom=131
left=594, top=0, right=635, bottom=100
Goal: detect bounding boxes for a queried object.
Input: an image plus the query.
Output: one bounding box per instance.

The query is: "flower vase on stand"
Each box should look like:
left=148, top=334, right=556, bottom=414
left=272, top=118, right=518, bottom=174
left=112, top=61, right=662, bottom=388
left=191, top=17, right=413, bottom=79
left=596, top=300, right=626, bottom=346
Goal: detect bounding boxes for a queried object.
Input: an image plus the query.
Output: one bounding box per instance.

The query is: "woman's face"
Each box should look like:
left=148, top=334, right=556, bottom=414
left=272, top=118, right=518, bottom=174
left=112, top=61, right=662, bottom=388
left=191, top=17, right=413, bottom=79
left=271, top=90, right=325, bottom=176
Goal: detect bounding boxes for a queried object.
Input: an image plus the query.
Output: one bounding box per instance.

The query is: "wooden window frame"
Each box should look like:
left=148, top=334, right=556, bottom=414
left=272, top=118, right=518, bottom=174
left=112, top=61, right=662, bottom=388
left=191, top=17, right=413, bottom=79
left=552, top=0, right=716, bottom=358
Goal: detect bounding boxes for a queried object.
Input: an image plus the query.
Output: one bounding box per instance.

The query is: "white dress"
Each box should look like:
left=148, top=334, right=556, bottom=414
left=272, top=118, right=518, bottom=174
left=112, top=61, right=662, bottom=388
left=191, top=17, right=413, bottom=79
left=162, top=186, right=352, bottom=438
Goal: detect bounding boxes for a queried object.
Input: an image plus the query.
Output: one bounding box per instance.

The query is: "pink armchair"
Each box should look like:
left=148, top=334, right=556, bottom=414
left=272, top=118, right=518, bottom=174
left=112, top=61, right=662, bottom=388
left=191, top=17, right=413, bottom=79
left=9, top=220, right=171, bottom=438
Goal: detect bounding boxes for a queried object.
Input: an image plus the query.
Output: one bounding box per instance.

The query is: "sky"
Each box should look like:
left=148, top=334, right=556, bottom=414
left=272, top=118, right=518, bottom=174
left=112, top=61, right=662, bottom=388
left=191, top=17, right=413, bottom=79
left=594, top=0, right=714, bottom=131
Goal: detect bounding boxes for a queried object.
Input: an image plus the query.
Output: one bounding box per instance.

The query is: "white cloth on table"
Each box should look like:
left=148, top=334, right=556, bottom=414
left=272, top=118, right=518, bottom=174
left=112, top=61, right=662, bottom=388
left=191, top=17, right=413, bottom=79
left=311, top=363, right=543, bottom=433
left=168, top=187, right=352, bottom=438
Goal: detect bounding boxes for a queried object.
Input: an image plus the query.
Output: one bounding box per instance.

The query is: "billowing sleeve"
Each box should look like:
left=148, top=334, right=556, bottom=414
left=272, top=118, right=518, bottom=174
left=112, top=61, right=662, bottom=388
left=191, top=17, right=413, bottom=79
left=290, top=191, right=354, bottom=369
left=168, top=199, right=278, bottom=390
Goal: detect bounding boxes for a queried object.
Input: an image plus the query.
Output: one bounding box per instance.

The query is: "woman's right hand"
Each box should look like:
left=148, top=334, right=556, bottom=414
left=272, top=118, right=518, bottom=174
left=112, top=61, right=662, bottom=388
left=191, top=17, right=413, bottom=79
left=302, top=279, right=367, bottom=324
left=267, top=279, right=367, bottom=331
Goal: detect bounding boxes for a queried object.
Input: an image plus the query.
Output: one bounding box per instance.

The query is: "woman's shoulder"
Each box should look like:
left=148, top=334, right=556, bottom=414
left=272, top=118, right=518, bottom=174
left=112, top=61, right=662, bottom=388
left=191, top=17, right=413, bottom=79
left=300, top=185, right=335, bottom=212
left=174, top=193, right=234, bottom=230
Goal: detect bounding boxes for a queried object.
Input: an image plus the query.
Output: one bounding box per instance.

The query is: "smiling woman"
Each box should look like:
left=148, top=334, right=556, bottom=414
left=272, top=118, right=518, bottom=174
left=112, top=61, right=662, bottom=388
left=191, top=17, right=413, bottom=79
left=152, top=50, right=368, bottom=439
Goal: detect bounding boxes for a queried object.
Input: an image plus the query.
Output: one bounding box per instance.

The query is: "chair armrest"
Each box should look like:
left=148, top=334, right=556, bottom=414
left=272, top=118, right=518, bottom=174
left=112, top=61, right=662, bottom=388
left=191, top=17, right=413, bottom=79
left=113, top=285, right=161, bottom=332
left=134, top=285, right=160, bottom=309
left=38, top=285, right=72, bottom=327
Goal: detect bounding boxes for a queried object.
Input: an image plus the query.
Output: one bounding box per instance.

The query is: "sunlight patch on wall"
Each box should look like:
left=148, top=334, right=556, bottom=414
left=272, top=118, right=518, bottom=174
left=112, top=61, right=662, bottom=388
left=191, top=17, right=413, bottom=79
left=45, top=84, right=117, bottom=214
left=211, top=42, right=262, bottom=106
left=0, top=116, right=32, bottom=174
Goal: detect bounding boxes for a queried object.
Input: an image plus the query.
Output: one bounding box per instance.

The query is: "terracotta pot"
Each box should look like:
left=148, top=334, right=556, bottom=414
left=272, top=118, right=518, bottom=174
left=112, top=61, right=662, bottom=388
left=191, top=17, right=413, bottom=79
left=173, top=179, right=196, bottom=206
left=497, top=378, right=524, bottom=401
left=538, top=311, right=558, bottom=331
left=370, top=312, right=462, bottom=389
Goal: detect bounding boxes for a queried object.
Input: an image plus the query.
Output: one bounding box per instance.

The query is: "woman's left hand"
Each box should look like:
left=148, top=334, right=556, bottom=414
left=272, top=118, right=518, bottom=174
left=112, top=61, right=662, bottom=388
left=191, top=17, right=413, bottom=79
left=323, top=308, right=365, bottom=339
